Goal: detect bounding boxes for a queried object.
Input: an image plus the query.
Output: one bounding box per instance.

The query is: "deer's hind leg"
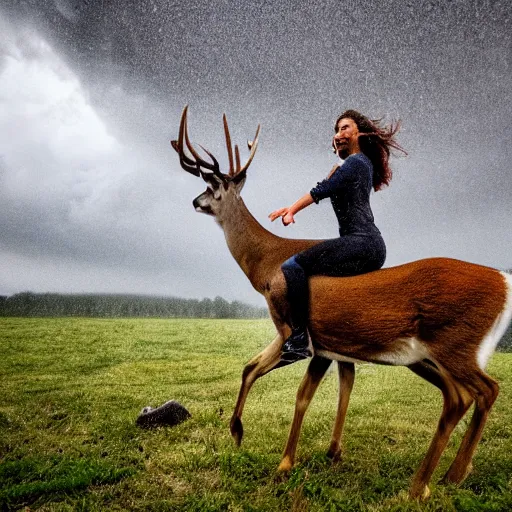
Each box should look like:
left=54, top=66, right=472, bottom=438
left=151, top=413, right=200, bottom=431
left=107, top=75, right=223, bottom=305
left=409, top=362, right=474, bottom=499
left=442, top=369, right=499, bottom=485
left=326, top=361, right=355, bottom=461
left=230, top=333, right=292, bottom=446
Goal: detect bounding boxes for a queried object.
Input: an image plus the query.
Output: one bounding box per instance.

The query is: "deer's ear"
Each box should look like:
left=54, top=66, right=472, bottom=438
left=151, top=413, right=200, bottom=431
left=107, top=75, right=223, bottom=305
left=231, top=169, right=247, bottom=193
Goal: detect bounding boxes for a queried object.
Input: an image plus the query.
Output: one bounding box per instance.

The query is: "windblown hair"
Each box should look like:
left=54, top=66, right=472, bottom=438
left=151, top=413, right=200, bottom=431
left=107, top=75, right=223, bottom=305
left=336, top=110, right=406, bottom=191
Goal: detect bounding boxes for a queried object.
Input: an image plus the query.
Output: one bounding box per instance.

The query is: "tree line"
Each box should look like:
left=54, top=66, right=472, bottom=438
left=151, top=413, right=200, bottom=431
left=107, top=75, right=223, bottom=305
left=0, top=291, right=510, bottom=351
left=0, top=292, right=268, bottom=319
left=499, top=269, right=512, bottom=351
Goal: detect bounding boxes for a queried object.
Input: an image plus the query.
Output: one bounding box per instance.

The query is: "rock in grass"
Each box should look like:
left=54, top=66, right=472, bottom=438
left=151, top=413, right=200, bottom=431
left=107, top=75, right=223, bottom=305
left=136, top=400, right=191, bottom=428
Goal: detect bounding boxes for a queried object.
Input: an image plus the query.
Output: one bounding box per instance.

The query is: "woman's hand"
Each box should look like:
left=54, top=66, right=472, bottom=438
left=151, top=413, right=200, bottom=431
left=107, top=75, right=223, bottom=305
left=269, top=193, right=313, bottom=226
left=269, top=207, right=295, bottom=226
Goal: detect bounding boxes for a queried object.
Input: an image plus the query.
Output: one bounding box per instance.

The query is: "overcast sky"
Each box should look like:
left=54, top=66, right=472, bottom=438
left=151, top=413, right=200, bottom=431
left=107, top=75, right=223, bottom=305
left=1, top=0, right=511, bottom=305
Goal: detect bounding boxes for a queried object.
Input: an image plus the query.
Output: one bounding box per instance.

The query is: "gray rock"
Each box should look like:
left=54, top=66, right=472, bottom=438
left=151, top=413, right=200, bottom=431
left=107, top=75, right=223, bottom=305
left=136, top=400, right=191, bottom=428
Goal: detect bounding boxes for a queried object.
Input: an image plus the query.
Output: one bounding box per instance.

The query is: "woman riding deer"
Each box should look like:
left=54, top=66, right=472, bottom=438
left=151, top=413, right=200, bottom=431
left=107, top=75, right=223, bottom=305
left=171, top=107, right=512, bottom=499
left=269, top=111, right=405, bottom=361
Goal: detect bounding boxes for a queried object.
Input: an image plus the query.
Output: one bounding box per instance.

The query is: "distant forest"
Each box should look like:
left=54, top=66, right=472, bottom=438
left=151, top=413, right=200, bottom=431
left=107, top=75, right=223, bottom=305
left=1, top=292, right=510, bottom=351
left=0, top=292, right=268, bottom=319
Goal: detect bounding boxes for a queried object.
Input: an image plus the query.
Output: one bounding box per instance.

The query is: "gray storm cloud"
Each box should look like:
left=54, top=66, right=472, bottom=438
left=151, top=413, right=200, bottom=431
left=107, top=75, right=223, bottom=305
left=0, top=17, right=234, bottom=300
left=1, top=0, right=511, bottom=305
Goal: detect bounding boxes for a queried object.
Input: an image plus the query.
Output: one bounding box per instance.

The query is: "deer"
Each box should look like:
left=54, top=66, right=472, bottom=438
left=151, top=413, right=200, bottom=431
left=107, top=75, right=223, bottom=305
left=170, top=106, right=512, bottom=499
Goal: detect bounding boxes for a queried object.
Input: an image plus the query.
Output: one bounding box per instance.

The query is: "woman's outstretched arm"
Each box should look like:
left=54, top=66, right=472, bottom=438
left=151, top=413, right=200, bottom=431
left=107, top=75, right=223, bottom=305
left=269, top=163, right=340, bottom=226
left=269, top=193, right=314, bottom=226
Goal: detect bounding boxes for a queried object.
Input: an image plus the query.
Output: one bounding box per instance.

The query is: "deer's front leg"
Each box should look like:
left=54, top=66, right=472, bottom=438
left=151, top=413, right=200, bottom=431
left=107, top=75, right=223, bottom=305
left=278, top=355, right=332, bottom=472
left=230, top=334, right=290, bottom=445
left=326, top=361, right=355, bottom=461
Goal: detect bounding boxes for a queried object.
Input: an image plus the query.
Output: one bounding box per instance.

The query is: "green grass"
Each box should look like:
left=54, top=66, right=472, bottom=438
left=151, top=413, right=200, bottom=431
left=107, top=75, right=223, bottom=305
left=1, top=317, right=511, bottom=511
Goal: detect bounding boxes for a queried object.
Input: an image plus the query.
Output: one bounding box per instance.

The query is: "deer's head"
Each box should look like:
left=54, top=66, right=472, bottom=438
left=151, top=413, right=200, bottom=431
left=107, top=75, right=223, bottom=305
left=171, top=106, right=260, bottom=220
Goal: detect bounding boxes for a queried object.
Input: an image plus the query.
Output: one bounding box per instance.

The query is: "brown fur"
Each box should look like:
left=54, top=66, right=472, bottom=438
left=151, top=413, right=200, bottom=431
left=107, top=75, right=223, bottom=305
left=309, top=257, right=506, bottom=360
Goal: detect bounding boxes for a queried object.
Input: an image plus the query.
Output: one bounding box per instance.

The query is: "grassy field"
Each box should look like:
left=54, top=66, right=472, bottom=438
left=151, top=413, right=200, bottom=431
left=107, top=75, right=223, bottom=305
left=1, top=317, right=511, bottom=511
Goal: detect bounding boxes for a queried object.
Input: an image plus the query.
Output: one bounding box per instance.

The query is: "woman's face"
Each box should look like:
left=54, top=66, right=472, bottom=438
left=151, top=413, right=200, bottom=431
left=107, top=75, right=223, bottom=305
left=334, top=117, right=360, bottom=158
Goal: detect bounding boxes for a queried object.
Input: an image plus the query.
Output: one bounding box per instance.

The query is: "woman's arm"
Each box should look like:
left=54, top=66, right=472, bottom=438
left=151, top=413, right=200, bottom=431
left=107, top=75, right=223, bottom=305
left=269, top=159, right=348, bottom=226
left=269, top=193, right=314, bottom=226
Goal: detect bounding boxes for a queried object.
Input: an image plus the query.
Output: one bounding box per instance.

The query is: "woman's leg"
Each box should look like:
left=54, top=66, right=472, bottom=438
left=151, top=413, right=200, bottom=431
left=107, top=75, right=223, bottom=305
left=295, top=234, right=386, bottom=277
left=280, top=234, right=386, bottom=360
left=281, top=256, right=313, bottom=361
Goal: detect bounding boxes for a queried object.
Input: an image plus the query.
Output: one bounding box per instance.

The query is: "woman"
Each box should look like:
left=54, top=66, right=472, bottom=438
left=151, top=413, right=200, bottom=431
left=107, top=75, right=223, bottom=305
left=269, top=110, right=405, bottom=362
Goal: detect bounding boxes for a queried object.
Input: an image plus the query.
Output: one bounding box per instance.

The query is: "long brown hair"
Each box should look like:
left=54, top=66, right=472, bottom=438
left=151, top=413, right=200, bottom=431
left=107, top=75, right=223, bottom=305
left=336, top=110, right=406, bottom=191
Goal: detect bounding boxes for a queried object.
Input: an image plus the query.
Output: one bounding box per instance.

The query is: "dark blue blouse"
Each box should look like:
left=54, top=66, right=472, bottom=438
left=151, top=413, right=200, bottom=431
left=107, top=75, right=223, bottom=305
left=309, top=153, right=381, bottom=237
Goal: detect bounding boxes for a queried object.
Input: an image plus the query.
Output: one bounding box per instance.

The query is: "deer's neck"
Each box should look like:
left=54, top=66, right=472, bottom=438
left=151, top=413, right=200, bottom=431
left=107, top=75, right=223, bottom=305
left=217, top=198, right=288, bottom=293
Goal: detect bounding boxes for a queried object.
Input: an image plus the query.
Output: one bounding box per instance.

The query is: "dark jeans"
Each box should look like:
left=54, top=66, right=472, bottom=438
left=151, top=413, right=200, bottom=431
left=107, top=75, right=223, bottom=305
left=281, top=233, right=386, bottom=331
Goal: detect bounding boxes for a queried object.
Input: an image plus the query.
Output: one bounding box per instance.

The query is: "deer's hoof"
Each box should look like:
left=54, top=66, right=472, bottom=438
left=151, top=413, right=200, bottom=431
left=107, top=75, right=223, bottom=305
left=442, top=462, right=473, bottom=485
left=326, top=446, right=342, bottom=462
left=274, top=462, right=292, bottom=483
left=409, top=484, right=431, bottom=501
left=230, top=417, right=243, bottom=446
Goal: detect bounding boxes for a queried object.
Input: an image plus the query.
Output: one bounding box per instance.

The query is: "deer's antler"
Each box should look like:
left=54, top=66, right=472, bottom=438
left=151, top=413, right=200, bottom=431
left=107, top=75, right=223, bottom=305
left=239, top=124, right=260, bottom=174
left=222, top=113, right=261, bottom=177
left=172, top=106, right=261, bottom=180
left=171, top=106, right=223, bottom=179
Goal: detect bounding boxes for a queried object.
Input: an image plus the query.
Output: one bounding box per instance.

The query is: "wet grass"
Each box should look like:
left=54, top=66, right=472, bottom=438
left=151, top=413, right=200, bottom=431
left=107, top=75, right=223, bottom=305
left=1, top=317, right=511, bottom=510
